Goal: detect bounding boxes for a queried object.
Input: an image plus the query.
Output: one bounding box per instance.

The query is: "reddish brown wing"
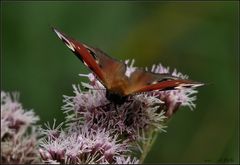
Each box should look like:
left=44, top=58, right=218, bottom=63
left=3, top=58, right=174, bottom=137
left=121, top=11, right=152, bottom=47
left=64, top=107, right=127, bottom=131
left=85, top=47, right=128, bottom=90
left=52, top=27, right=127, bottom=89
left=125, top=68, right=204, bottom=95
left=53, top=27, right=203, bottom=96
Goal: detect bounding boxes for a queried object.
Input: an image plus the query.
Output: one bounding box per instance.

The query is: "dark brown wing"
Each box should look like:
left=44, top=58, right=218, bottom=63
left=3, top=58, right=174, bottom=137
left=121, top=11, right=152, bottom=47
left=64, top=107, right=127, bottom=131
left=52, top=27, right=127, bottom=89
left=125, top=68, right=204, bottom=95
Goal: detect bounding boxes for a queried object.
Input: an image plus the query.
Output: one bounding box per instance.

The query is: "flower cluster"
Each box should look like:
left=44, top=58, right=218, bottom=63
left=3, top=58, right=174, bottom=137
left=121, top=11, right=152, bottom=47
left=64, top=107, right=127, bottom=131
left=39, top=60, right=201, bottom=164
left=39, top=120, right=138, bottom=164
left=149, top=63, right=199, bottom=117
left=1, top=91, right=40, bottom=164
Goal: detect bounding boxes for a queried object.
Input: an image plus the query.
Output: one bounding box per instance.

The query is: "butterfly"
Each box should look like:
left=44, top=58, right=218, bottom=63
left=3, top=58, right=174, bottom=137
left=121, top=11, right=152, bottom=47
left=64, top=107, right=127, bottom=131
left=52, top=27, right=204, bottom=105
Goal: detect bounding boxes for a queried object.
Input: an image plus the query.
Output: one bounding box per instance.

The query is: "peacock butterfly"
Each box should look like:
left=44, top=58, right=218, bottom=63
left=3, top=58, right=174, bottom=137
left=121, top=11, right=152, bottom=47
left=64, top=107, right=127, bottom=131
left=52, top=27, right=204, bottom=105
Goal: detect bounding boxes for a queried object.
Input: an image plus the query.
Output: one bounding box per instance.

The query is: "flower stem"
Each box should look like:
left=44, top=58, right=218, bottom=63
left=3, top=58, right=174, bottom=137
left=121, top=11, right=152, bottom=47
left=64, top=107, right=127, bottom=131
left=140, top=129, right=159, bottom=163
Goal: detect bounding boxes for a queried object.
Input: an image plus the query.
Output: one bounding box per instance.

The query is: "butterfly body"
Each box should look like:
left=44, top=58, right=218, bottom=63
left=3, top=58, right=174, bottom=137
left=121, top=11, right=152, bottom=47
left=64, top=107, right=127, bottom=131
left=106, top=90, right=127, bottom=105
left=53, top=27, right=204, bottom=105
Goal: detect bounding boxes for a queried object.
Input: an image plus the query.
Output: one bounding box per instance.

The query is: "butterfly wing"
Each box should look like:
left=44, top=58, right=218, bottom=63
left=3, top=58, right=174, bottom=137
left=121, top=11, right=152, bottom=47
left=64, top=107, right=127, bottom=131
left=125, top=68, right=204, bottom=95
left=52, top=27, right=127, bottom=88
left=85, top=47, right=128, bottom=89
left=53, top=27, right=203, bottom=97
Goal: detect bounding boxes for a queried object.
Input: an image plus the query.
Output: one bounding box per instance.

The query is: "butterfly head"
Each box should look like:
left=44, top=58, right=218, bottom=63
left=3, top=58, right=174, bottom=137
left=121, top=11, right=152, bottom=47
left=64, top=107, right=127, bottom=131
left=106, top=90, right=127, bottom=105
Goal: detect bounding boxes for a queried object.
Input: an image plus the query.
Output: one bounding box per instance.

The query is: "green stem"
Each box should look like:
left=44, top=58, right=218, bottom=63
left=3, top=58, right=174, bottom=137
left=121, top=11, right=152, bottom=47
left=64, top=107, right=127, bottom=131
left=139, top=129, right=159, bottom=163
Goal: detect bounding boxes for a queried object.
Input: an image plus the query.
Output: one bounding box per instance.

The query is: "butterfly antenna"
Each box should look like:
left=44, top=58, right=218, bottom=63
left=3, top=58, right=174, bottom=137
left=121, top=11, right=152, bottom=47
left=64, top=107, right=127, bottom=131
left=83, top=86, right=105, bottom=91
left=91, top=88, right=106, bottom=91
left=81, top=82, right=105, bottom=91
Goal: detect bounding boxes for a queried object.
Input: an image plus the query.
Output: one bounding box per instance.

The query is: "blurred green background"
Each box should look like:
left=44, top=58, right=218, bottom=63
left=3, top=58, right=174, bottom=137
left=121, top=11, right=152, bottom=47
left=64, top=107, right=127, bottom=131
left=2, top=1, right=239, bottom=164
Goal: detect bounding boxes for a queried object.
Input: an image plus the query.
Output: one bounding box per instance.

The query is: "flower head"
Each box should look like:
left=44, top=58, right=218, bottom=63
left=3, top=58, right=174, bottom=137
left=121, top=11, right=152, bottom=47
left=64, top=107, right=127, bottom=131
left=39, top=60, right=202, bottom=164
left=39, top=123, right=136, bottom=164
left=59, top=60, right=201, bottom=158
left=148, top=63, right=200, bottom=117
left=1, top=91, right=40, bottom=164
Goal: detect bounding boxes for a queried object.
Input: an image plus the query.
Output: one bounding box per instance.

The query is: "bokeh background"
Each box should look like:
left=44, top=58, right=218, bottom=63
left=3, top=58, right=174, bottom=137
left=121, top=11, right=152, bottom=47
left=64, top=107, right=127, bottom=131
left=2, top=1, right=239, bottom=164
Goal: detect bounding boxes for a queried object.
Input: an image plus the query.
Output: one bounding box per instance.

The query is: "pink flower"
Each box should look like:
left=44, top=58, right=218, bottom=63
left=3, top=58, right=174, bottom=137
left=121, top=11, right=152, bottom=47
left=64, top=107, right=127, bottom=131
left=62, top=60, right=201, bottom=139
left=39, top=123, right=135, bottom=164
left=39, top=60, right=203, bottom=164
left=1, top=91, right=40, bottom=164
